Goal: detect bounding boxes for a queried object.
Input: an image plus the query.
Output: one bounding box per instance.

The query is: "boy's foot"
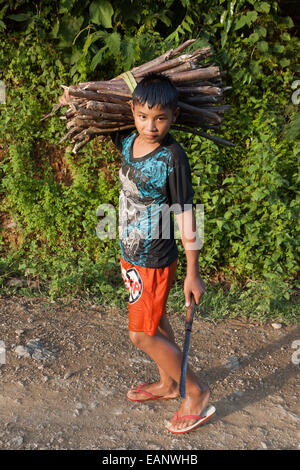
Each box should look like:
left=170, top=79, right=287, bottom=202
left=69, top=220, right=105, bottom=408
left=127, top=381, right=179, bottom=402
left=165, top=405, right=216, bottom=434
left=165, top=385, right=214, bottom=433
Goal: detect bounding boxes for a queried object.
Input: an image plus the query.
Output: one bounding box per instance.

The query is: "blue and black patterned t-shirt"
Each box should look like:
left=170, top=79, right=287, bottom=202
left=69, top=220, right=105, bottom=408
left=111, top=130, right=194, bottom=268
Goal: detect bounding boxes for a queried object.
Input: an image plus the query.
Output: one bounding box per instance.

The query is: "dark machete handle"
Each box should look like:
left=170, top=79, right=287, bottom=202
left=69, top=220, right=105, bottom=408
left=179, top=295, right=196, bottom=398
left=185, top=295, right=196, bottom=331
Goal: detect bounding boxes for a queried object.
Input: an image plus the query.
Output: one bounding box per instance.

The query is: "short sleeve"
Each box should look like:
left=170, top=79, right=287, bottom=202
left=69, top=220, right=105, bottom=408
left=167, top=148, right=194, bottom=214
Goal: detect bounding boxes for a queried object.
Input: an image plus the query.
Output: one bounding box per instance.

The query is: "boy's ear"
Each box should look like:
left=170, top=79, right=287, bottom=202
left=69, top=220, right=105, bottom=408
left=130, top=100, right=134, bottom=114
left=173, top=106, right=180, bottom=123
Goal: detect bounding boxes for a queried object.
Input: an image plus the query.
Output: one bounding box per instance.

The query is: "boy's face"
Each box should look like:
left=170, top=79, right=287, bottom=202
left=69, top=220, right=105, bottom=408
left=130, top=102, right=179, bottom=145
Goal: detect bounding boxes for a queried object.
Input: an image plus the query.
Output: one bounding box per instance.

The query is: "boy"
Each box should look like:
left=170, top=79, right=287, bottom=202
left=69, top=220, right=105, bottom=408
left=59, top=73, right=215, bottom=433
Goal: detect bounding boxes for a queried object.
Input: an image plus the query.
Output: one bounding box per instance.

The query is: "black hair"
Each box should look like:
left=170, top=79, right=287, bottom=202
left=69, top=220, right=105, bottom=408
left=132, top=72, right=178, bottom=112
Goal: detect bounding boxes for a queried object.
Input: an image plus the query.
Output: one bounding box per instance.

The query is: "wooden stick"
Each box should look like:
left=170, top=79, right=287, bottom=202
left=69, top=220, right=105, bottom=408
left=163, top=61, right=198, bottom=75
left=69, top=88, right=130, bottom=102
left=177, top=80, right=215, bottom=88
left=128, top=39, right=197, bottom=76
left=169, top=39, right=197, bottom=57
left=80, top=81, right=134, bottom=93
left=58, top=127, right=80, bottom=144
left=184, top=95, right=223, bottom=104
left=41, top=103, right=62, bottom=121
left=85, top=100, right=131, bottom=114
left=178, top=85, right=222, bottom=95
left=73, top=118, right=129, bottom=128
left=80, top=80, right=128, bottom=88
left=75, top=125, right=135, bottom=136
left=134, top=54, right=194, bottom=76
left=198, top=104, right=232, bottom=113
left=172, top=125, right=234, bottom=147
left=167, top=67, right=220, bottom=83
left=190, top=47, right=213, bottom=59
left=180, top=112, right=214, bottom=123
left=179, top=120, right=222, bottom=130
left=178, top=101, right=222, bottom=123
left=77, top=108, right=133, bottom=121
left=72, top=136, right=91, bottom=153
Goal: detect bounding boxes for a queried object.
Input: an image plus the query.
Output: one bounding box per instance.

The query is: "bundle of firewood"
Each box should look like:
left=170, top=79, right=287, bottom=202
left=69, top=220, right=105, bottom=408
left=42, top=39, right=233, bottom=153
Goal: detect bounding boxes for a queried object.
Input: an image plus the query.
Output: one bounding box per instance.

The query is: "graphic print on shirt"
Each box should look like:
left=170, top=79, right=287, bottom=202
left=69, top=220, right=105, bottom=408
left=116, top=131, right=194, bottom=268
left=119, top=166, right=154, bottom=261
left=119, top=132, right=174, bottom=265
left=121, top=265, right=143, bottom=304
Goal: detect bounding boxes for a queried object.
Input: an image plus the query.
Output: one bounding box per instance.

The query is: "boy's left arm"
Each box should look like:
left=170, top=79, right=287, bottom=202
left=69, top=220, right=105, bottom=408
left=176, top=208, right=206, bottom=307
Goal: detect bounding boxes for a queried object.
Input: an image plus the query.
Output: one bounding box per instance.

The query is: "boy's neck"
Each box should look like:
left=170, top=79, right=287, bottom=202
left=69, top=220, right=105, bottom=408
left=132, top=132, right=168, bottom=159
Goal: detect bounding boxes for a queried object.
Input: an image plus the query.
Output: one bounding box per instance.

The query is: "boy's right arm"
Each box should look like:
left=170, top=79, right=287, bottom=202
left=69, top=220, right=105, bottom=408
left=176, top=208, right=206, bottom=307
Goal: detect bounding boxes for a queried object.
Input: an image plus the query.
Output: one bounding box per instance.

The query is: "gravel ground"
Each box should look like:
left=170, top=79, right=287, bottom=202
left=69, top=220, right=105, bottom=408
left=0, top=295, right=299, bottom=450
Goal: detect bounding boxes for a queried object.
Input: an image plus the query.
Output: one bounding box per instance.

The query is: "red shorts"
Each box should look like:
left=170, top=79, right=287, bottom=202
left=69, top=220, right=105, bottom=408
left=120, top=255, right=178, bottom=336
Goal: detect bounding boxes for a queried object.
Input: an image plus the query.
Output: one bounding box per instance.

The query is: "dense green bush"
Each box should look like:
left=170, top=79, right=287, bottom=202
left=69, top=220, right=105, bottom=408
left=0, top=0, right=299, bottom=322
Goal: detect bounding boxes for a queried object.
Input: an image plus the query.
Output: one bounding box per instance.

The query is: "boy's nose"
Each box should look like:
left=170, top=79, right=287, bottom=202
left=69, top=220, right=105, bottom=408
left=147, top=120, right=157, bottom=131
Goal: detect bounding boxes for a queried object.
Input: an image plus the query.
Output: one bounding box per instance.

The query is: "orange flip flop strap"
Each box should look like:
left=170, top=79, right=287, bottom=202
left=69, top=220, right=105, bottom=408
left=174, top=411, right=204, bottom=421
left=135, top=382, right=155, bottom=398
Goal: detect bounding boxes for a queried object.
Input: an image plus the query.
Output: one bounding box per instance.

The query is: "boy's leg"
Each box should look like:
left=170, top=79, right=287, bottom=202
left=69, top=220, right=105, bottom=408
left=127, top=314, right=179, bottom=400
left=156, top=314, right=178, bottom=390
left=157, top=313, right=175, bottom=343
left=129, top=329, right=210, bottom=432
left=124, top=256, right=179, bottom=400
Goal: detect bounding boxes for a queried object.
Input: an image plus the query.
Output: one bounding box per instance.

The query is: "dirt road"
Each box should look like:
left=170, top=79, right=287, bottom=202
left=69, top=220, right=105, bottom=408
left=0, top=295, right=299, bottom=450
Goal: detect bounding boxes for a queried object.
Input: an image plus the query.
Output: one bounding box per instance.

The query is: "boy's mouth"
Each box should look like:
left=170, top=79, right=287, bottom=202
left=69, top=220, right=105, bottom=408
left=144, top=133, right=159, bottom=139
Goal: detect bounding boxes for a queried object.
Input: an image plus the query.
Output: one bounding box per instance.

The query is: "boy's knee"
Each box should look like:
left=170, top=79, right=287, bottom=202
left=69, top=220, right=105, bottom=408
left=129, top=331, right=150, bottom=350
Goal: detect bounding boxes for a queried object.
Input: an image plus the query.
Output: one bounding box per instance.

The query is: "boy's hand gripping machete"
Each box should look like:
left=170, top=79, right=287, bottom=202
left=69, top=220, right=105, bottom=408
left=179, top=295, right=196, bottom=398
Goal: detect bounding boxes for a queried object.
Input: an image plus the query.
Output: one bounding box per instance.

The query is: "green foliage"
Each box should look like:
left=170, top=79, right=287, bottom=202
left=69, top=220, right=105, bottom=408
left=0, top=0, right=299, bottom=321
left=179, top=89, right=299, bottom=282
left=1, top=1, right=178, bottom=81
left=168, top=276, right=299, bottom=324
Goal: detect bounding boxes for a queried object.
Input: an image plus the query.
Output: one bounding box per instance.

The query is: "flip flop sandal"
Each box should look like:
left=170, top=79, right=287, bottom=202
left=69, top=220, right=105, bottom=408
left=127, top=382, right=177, bottom=402
left=165, top=405, right=216, bottom=434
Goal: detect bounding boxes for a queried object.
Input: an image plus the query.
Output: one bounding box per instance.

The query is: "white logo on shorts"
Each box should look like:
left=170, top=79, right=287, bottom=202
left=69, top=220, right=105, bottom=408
left=121, top=267, right=143, bottom=304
